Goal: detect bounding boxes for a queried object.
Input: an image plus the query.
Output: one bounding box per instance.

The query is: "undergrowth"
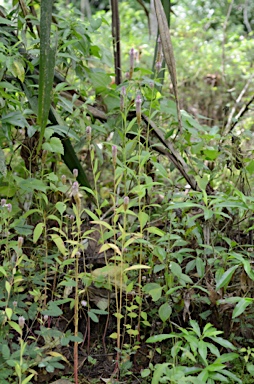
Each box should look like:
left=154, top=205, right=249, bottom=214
left=1, top=1, right=254, bottom=383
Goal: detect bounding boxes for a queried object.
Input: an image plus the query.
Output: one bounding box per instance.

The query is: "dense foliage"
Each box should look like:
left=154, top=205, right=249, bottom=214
left=0, top=0, right=254, bottom=383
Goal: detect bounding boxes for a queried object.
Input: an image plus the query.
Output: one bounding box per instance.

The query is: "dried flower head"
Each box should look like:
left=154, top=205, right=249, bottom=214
left=70, top=215, right=75, bottom=222
left=71, top=182, right=81, bottom=211
left=18, top=316, right=25, bottom=329
left=18, top=237, right=24, bottom=248
left=42, top=150, right=47, bottom=164
left=135, top=94, right=142, bottom=125
left=61, top=174, right=66, bottom=185
left=86, top=126, right=92, bottom=141
left=156, top=35, right=163, bottom=65
left=123, top=196, right=129, bottom=211
left=155, top=61, right=162, bottom=72
left=72, top=181, right=79, bottom=197
left=112, top=145, right=117, bottom=167
left=129, top=48, right=135, bottom=79
left=120, top=86, right=126, bottom=111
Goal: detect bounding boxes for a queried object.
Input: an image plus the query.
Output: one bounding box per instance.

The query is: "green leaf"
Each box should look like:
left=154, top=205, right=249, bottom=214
left=159, top=302, right=172, bottom=322
left=51, top=234, right=67, bottom=256
left=55, top=202, right=66, bottom=215
left=2, top=344, right=10, bottom=360
left=203, top=148, right=220, bottom=160
left=146, top=226, right=165, bottom=236
left=138, top=211, right=149, bottom=230
left=18, top=178, right=48, bottom=193
left=153, top=162, right=169, bottom=179
left=5, top=281, right=11, bottom=295
left=146, top=334, right=175, bottom=343
left=247, top=363, right=254, bottom=376
left=198, top=340, right=207, bottom=364
left=196, top=257, right=205, bottom=278
left=170, top=261, right=182, bottom=277
left=37, top=0, right=57, bottom=153
left=8, top=321, right=22, bottom=336
left=9, top=59, right=25, bottom=82
left=221, top=369, right=242, bottom=383
left=166, top=202, right=203, bottom=211
left=232, top=298, right=252, bottom=319
left=42, top=137, right=64, bottom=154
left=88, top=311, right=99, bottom=323
left=214, top=353, right=239, bottom=364
left=21, top=373, right=35, bottom=384
left=141, top=368, right=150, bottom=378
left=5, top=307, right=12, bottom=320
left=190, top=320, right=201, bottom=337
left=151, top=363, right=168, bottom=384
left=42, top=301, right=63, bottom=316
left=33, top=222, right=44, bottom=243
left=143, top=283, right=163, bottom=302
left=2, top=111, right=27, bottom=128
left=216, top=265, right=239, bottom=290
left=49, top=125, right=79, bottom=140
left=209, top=336, right=236, bottom=350
left=246, top=160, right=254, bottom=175
left=196, top=175, right=209, bottom=191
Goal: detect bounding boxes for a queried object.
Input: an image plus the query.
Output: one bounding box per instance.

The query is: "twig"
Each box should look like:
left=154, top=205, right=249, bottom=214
left=228, top=93, right=254, bottom=133
left=243, top=0, right=252, bottom=34
left=224, top=73, right=254, bottom=133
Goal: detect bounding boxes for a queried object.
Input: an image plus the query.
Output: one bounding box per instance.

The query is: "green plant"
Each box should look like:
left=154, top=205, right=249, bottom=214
left=146, top=320, right=241, bottom=383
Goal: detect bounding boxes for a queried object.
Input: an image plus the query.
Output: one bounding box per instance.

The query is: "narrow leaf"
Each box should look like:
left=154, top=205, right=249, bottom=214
left=216, top=265, right=239, bottom=290
left=232, top=298, right=252, bottom=319
left=37, top=0, right=56, bottom=153
left=154, top=0, right=182, bottom=133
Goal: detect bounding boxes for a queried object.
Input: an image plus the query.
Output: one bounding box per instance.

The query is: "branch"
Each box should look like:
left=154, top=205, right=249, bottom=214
left=229, top=93, right=254, bottom=133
